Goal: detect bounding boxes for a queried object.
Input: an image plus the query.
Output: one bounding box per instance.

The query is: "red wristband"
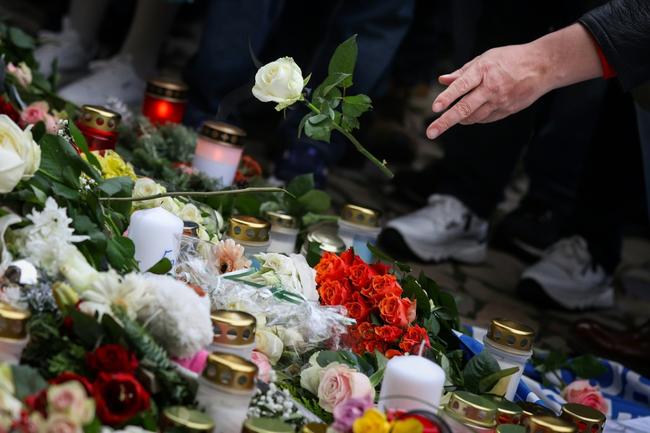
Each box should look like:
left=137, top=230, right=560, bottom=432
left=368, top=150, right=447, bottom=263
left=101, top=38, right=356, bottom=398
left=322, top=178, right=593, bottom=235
left=594, top=44, right=616, bottom=79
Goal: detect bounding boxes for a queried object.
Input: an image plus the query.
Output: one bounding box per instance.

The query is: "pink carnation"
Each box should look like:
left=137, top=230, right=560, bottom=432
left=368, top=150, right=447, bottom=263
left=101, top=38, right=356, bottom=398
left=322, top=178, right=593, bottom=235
left=561, top=380, right=608, bottom=414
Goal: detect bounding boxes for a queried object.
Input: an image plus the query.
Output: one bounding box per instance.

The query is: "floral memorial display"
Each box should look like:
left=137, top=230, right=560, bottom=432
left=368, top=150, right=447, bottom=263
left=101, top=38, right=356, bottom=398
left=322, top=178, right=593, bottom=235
left=1, top=22, right=649, bottom=433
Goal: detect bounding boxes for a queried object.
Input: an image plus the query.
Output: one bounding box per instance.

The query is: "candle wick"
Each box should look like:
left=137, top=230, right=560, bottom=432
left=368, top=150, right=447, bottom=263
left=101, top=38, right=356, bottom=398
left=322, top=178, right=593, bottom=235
left=418, top=339, right=426, bottom=357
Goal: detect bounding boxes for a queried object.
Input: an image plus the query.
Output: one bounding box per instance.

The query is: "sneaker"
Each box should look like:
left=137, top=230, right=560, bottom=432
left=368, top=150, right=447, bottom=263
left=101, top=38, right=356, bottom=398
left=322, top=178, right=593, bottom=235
left=379, top=194, right=488, bottom=263
left=57, top=55, right=146, bottom=107
left=34, top=17, right=96, bottom=77
left=518, top=236, right=615, bottom=310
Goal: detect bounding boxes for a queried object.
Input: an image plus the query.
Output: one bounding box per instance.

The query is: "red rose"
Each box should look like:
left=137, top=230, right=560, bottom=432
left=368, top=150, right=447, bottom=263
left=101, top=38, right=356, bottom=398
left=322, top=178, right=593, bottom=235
left=50, top=372, right=94, bottom=394
left=370, top=262, right=391, bottom=276
left=385, top=349, right=403, bottom=359
left=375, top=325, right=404, bottom=343
left=378, top=296, right=416, bottom=328
left=315, top=252, right=347, bottom=285
left=347, top=263, right=375, bottom=291
left=399, top=325, right=431, bottom=354
left=319, top=279, right=352, bottom=306
left=0, top=96, right=20, bottom=123
left=87, top=344, right=138, bottom=374
left=354, top=322, right=376, bottom=340
left=344, top=292, right=371, bottom=322
left=340, top=248, right=365, bottom=266
left=362, top=275, right=403, bottom=304
left=24, top=390, right=47, bottom=416
left=362, top=339, right=388, bottom=355
left=93, top=372, right=150, bottom=425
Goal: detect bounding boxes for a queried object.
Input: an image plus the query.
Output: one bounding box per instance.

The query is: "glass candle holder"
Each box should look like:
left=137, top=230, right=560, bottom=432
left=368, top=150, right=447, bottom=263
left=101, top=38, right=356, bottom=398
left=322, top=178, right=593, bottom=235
left=0, top=302, right=31, bottom=365
left=75, top=105, right=121, bottom=154
left=161, top=406, right=215, bottom=433
left=337, top=204, right=381, bottom=263
left=444, top=391, right=498, bottom=433
left=559, top=403, right=606, bottom=433
left=265, top=211, right=299, bottom=254
left=483, top=319, right=536, bottom=400
left=197, top=352, right=258, bottom=433
left=527, top=416, right=576, bottom=433
left=142, top=78, right=188, bottom=125
left=242, top=418, right=295, bottom=433
left=227, top=216, right=270, bottom=258
left=517, top=402, right=555, bottom=428
left=300, top=226, right=346, bottom=265
left=209, top=310, right=256, bottom=359
left=193, top=121, right=245, bottom=187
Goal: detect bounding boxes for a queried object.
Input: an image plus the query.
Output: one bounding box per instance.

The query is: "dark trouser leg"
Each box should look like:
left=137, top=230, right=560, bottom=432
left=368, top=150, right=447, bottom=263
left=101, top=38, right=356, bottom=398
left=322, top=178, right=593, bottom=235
left=637, top=105, right=650, bottom=222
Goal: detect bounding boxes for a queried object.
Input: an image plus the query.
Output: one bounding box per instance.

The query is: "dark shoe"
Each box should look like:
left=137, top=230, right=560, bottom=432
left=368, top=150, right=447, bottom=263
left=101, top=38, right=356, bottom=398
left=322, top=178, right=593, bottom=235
left=573, top=319, right=650, bottom=364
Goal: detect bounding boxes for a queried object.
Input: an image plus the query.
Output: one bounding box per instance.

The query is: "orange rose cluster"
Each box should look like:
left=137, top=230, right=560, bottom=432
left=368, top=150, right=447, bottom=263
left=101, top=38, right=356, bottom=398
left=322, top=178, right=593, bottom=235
left=316, top=249, right=430, bottom=358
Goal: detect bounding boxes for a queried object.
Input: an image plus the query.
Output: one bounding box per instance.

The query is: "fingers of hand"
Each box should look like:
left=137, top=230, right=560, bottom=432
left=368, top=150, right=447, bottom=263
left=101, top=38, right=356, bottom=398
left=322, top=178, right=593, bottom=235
left=427, top=88, right=488, bottom=139
left=432, top=63, right=482, bottom=113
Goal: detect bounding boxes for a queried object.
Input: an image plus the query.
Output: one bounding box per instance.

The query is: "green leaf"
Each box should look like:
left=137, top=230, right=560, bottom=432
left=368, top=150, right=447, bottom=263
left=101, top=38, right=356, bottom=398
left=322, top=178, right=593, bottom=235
left=297, top=189, right=331, bottom=214
left=98, top=176, right=134, bottom=197
left=31, top=121, right=46, bottom=142
left=303, top=73, right=312, bottom=87
left=317, top=351, right=344, bottom=367
left=478, top=367, right=520, bottom=394
left=147, top=257, right=172, bottom=274
left=463, top=351, right=502, bottom=394
left=286, top=174, right=315, bottom=197
left=342, top=94, right=372, bottom=117
left=83, top=418, right=102, bottom=433
left=438, top=291, right=460, bottom=329
left=423, top=316, right=441, bottom=337
left=71, top=309, right=105, bottom=348
left=304, top=116, right=332, bottom=142
left=106, top=236, right=137, bottom=272
left=308, top=113, right=330, bottom=125
left=366, top=243, right=412, bottom=272
left=568, top=355, right=607, bottom=379
left=328, top=34, right=358, bottom=88
left=297, top=113, right=310, bottom=139
left=69, top=122, right=102, bottom=177
left=401, top=276, right=431, bottom=319
left=10, top=365, right=47, bottom=400
left=8, top=26, right=34, bottom=49
left=51, top=181, right=80, bottom=200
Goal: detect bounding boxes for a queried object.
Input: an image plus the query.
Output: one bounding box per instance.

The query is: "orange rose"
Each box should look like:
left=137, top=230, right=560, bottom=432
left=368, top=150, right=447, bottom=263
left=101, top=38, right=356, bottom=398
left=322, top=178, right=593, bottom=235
left=344, top=292, right=371, bottom=322
left=385, top=349, right=403, bottom=359
left=319, top=279, right=352, bottom=306
left=340, top=248, right=365, bottom=266
left=347, top=263, right=375, bottom=291
left=355, top=322, right=376, bottom=339
left=399, top=325, right=430, bottom=354
left=362, top=274, right=403, bottom=304
left=375, top=325, right=404, bottom=343
left=378, top=296, right=416, bottom=328
left=315, top=252, right=347, bottom=285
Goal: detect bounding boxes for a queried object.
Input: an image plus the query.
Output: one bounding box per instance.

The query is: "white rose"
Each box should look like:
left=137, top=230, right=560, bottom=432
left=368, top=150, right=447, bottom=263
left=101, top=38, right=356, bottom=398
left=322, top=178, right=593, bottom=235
left=0, top=115, right=41, bottom=193
left=277, top=326, right=305, bottom=349
left=300, top=352, right=324, bottom=395
left=159, top=196, right=182, bottom=215
left=180, top=203, right=202, bottom=223
left=132, top=177, right=166, bottom=206
left=255, top=328, right=284, bottom=365
left=252, top=57, right=304, bottom=110
left=60, top=246, right=99, bottom=292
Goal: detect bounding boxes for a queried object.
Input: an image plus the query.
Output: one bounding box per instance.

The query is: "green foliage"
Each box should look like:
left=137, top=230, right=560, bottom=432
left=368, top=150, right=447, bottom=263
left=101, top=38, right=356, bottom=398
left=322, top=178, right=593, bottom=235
left=10, top=365, right=47, bottom=400
left=280, top=381, right=333, bottom=424
left=532, top=351, right=606, bottom=388
left=462, top=351, right=518, bottom=394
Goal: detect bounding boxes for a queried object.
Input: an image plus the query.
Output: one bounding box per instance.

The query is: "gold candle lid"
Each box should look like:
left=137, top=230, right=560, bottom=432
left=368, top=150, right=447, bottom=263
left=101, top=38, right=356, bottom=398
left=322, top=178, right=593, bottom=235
left=146, top=78, right=188, bottom=102
left=445, top=391, right=498, bottom=429
left=228, top=216, right=270, bottom=243
left=162, top=406, right=214, bottom=433
left=302, top=423, right=328, bottom=433
left=497, top=425, right=526, bottom=433
left=305, top=227, right=346, bottom=254
left=264, top=210, right=298, bottom=230
left=78, top=105, right=121, bottom=133
left=0, top=302, right=31, bottom=340
left=487, top=318, right=536, bottom=352
left=340, top=204, right=381, bottom=227
left=242, top=418, right=295, bottom=433
left=518, top=402, right=555, bottom=421
left=199, top=121, right=246, bottom=147
left=560, top=403, right=606, bottom=433
left=527, top=416, right=575, bottom=433
left=202, top=352, right=257, bottom=391
left=211, top=310, right=256, bottom=346
left=490, top=396, right=524, bottom=425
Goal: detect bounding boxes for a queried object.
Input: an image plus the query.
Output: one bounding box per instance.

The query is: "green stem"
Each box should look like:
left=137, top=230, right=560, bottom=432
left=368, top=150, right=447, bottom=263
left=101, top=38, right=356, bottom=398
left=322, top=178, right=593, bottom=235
left=98, top=187, right=293, bottom=202
left=304, top=102, right=394, bottom=178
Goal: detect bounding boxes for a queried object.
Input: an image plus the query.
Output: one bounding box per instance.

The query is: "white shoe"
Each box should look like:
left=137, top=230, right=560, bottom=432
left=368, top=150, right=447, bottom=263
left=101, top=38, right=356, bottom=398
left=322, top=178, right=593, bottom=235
left=34, top=17, right=95, bottom=76
left=58, top=55, right=146, bottom=107
left=381, top=194, right=488, bottom=263
left=519, top=236, right=615, bottom=310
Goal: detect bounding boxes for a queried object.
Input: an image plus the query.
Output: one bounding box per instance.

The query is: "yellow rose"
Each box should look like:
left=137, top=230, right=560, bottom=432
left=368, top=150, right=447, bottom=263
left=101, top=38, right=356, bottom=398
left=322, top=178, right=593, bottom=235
left=353, top=409, right=390, bottom=433
left=94, top=150, right=137, bottom=180
left=391, top=419, right=424, bottom=433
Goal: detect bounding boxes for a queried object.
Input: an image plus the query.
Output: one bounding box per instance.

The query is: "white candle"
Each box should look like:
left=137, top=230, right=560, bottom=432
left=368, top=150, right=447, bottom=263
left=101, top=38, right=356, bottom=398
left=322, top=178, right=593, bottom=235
left=127, top=207, right=184, bottom=272
left=378, top=355, right=446, bottom=412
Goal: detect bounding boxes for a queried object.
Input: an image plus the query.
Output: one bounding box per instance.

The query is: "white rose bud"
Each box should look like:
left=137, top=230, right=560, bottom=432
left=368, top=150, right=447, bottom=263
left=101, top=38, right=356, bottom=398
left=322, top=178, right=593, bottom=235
left=252, top=57, right=304, bottom=110
left=159, top=196, right=182, bottom=216
left=133, top=177, right=166, bottom=198
left=255, top=328, right=284, bottom=365
left=180, top=203, right=202, bottom=223
left=299, top=352, right=324, bottom=395
left=0, top=115, right=41, bottom=193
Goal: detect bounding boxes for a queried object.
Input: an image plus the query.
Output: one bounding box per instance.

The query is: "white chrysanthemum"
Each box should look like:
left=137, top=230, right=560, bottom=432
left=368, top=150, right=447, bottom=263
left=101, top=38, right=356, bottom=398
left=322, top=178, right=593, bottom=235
left=14, top=198, right=88, bottom=276
left=79, top=271, right=152, bottom=320
left=137, top=274, right=212, bottom=358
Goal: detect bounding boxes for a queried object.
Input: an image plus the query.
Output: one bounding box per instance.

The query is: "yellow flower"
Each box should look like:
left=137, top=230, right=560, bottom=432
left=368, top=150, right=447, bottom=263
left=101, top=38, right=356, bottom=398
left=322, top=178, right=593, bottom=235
left=391, top=419, right=424, bottom=433
left=353, top=409, right=390, bottom=433
left=84, top=150, right=137, bottom=180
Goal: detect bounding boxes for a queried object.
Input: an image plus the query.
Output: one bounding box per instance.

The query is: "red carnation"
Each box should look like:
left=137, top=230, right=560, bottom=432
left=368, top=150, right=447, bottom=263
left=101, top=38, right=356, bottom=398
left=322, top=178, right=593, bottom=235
left=375, top=325, right=404, bottom=343
left=93, top=372, right=150, bottom=425
left=399, top=325, right=431, bottom=354
left=361, top=274, right=403, bottom=304
left=315, top=252, right=347, bottom=285
left=319, top=279, right=352, bottom=306
left=87, top=344, right=139, bottom=374
left=344, top=292, right=371, bottom=322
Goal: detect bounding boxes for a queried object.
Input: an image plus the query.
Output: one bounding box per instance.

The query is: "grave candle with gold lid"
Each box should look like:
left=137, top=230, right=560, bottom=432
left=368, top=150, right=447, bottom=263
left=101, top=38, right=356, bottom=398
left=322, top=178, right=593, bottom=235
left=337, top=204, right=381, bottom=262
left=75, top=105, right=121, bottom=154
left=196, top=352, right=258, bottom=433
left=489, top=396, right=524, bottom=425
left=227, top=216, right=270, bottom=257
left=559, top=403, right=606, bottom=433
left=0, top=302, right=31, bottom=364
left=209, top=310, right=256, bottom=359
left=517, top=402, right=555, bottom=428
left=300, top=226, right=346, bottom=265
left=193, top=121, right=245, bottom=187
left=526, top=416, right=575, bottom=433
left=265, top=210, right=299, bottom=254
left=242, top=418, right=295, bottom=433
left=483, top=318, right=536, bottom=400
left=443, top=391, right=498, bottom=433
left=142, top=78, right=188, bottom=125
left=161, top=406, right=215, bottom=433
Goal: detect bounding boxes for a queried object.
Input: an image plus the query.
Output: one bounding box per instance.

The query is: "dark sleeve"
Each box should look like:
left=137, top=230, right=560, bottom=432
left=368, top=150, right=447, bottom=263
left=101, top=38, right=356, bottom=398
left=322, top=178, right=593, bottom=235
left=579, top=0, right=650, bottom=91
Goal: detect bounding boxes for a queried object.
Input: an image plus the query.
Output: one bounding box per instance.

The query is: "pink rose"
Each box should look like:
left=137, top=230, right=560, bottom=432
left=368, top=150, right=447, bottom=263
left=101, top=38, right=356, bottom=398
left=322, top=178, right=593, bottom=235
left=6, top=62, right=32, bottom=88
left=20, top=101, right=49, bottom=126
left=317, top=363, right=375, bottom=413
left=44, top=414, right=81, bottom=433
left=47, top=381, right=95, bottom=425
left=173, top=350, right=209, bottom=374
left=251, top=351, right=273, bottom=383
left=561, top=380, right=608, bottom=414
